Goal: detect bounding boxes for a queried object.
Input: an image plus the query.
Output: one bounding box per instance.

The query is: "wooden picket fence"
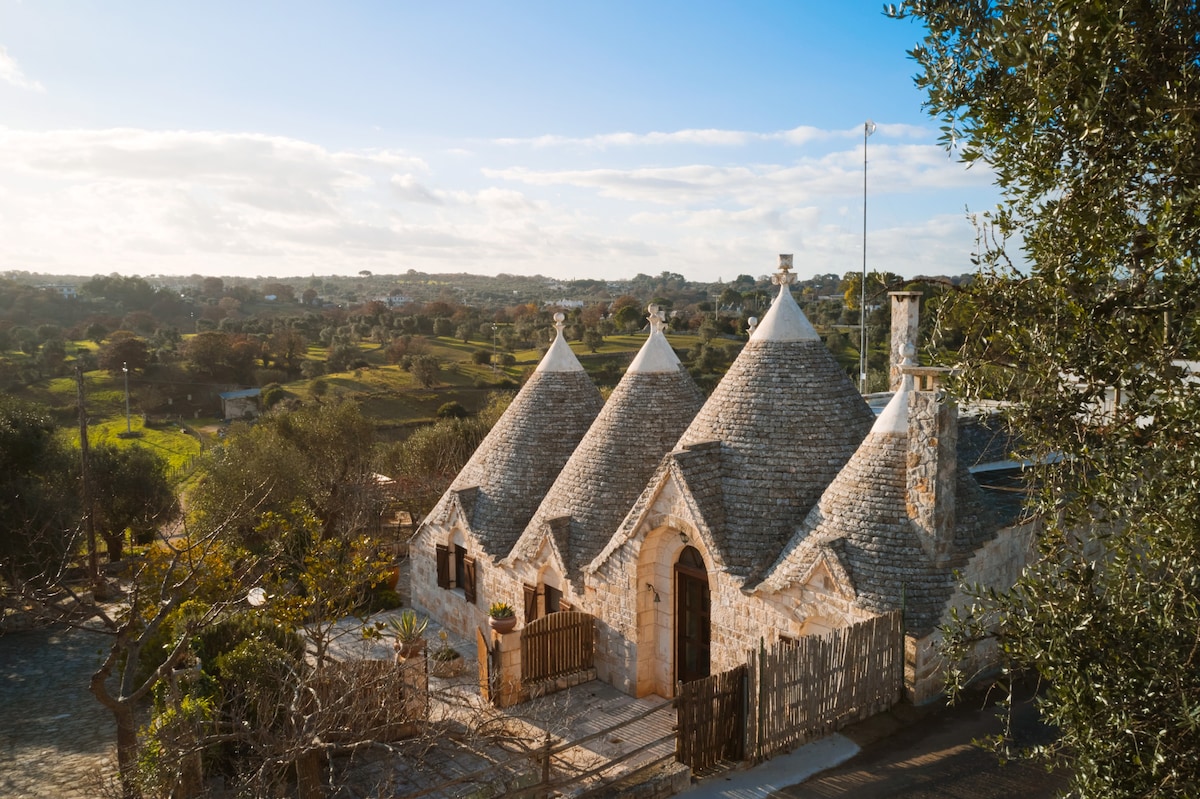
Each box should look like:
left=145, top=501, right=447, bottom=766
left=675, top=665, right=746, bottom=773
left=521, top=611, right=595, bottom=685
left=745, top=611, right=903, bottom=762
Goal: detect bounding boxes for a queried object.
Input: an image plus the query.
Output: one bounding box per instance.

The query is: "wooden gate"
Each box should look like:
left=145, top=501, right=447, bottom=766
left=475, top=626, right=494, bottom=703
left=520, top=611, right=594, bottom=685
left=675, top=664, right=746, bottom=773
left=746, top=611, right=903, bottom=762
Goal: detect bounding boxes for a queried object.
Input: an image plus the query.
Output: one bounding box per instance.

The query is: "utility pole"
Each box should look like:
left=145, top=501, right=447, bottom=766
left=123, top=361, right=131, bottom=435
left=76, top=364, right=99, bottom=589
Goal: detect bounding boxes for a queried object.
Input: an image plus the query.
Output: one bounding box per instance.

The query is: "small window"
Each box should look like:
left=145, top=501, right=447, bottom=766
left=545, top=585, right=562, bottom=614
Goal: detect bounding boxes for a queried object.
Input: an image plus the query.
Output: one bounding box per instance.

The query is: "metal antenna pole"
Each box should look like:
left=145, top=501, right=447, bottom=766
left=860, top=119, right=875, bottom=393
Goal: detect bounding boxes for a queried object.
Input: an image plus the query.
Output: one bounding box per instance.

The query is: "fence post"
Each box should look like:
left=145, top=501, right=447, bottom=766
left=540, top=731, right=552, bottom=797
left=756, top=637, right=766, bottom=763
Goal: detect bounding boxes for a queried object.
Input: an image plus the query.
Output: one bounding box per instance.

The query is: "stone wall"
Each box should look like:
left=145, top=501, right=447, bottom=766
left=906, top=520, right=1038, bottom=704
left=410, top=518, right=511, bottom=641
left=583, top=475, right=871, bottom=698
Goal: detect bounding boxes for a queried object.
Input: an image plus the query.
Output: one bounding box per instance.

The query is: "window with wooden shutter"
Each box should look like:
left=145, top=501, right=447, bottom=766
left=435, top=544, right=450, bottom=589
left=523, top=583, right=538, bottom=623
left=463, top=557, right=477, bottom=604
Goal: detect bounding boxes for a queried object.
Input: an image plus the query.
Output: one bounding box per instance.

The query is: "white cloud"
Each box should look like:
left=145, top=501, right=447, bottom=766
left=486, top=143, right=990, bottom=208
left=0, top=46, right=44, bottom=92
left=391, top=174, right=443, bottom=205
left=2, top=128, right=425, bottom=189
left=0, top=123, right=996, bottom=282
left=493, top=123, right=932, bottom=150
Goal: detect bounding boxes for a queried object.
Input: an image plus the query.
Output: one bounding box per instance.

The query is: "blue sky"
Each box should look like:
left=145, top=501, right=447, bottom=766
left=0, top=1, right=1000, bottom=283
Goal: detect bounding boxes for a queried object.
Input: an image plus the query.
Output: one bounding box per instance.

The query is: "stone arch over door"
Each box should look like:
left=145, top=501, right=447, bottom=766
left=634, top=523, right=700, bottom=698
left=674, top=545, right=710, bottom=685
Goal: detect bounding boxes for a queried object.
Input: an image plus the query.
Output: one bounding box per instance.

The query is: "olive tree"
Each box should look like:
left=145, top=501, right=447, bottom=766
left=891, top=2, right=1200, bottom=795
left=90, top=444, right=179, bottom=562
left=189, top=401, right=381, bottom=545
left=0, top=397, right=79, bottom=583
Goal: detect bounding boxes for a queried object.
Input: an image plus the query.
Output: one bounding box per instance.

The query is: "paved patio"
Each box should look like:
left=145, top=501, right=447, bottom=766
left=327, top=607, right=680, bottom=796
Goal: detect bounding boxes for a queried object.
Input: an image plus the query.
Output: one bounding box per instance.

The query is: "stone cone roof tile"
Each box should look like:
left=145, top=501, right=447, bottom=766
left=513, top=328, right=705, bottom=582
left=427, top=330, right=603, bottom=558
left=671, top=281, right=875, bottom=579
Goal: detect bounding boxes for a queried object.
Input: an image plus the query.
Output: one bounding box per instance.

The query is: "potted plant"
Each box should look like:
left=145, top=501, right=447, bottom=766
left=429, top=630, right=464, bottom=677
left=488, top=601, right=517, bottom=634
left=390, top=610, right=428, bottom=659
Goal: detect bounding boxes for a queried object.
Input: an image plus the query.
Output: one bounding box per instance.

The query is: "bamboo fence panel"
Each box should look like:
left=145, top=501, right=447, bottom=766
left=746, top=611, right=902, bottom=762
left=675, top=665, right=746, bottom=773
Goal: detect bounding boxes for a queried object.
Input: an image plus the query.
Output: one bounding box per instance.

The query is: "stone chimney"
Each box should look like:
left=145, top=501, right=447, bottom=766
left=906, top=381, right=958, bottom=566
left=889, top=291, right=923, bottom=391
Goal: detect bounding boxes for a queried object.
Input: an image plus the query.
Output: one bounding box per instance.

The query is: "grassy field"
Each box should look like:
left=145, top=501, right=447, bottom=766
left=3, top=327, right=879, bottom=487
left=4, top=331, right=682, bottom=462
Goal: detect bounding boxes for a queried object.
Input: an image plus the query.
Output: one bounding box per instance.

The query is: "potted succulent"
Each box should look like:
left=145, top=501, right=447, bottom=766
left=488, top=601, right=517, bottom=634
left=390, top=610, right=429, bottom=659
left=429, top=629, right=464, bottom=677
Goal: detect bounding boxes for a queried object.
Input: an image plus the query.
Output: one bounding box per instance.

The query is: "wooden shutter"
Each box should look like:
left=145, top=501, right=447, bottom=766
left=559, top=598, right=573, bottom=613
left=435, top=544, right=450, bottom=589
left=454, top=545, right=467, bottom=587
left=463, top=557, right=477, bottom=604
left=523, top=583, right=539, bottom=623
left=545, top=585, right=562, bottom=614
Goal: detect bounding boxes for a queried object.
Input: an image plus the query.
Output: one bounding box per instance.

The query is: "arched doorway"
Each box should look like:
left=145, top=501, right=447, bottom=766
left=674, top=546, right=710, bottom=684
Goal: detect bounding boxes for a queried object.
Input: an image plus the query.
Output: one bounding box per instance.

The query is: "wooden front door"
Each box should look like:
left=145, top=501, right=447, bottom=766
left=674, top=546, right=711, bottom=684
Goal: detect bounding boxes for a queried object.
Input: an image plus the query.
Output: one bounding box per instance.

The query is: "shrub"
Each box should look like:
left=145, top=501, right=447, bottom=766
left=261, top=383, right=286, bottom=410
left=436, top=401, right=468, bottom=419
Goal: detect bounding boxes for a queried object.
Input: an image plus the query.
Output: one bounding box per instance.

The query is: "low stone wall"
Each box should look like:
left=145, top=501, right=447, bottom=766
left=907, top=521, right=1038, bottom=704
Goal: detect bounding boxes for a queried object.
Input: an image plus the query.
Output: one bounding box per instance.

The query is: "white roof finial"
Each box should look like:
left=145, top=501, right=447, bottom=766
left=628, top=304, right=681, bottom=373
left=536, top=311, right=585, bottom=372
left=646, top=303, right=667, bottom=333
left=747, top=316, right=759, bottom=335
left=749, top=254, right=819, bottom=342
left=771, top=254, right=797, bottom=288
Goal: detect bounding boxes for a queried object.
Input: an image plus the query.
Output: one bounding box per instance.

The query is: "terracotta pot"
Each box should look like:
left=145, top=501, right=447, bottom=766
left=489, top=615, right=517, bottom=634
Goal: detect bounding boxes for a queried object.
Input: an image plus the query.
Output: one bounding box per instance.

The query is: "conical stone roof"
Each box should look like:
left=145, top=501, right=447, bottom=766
left=511, top=307, right=706, bottom=582
left=427, top=314, right=604, bottom=558
left=761, top=375, right=999, bottom=635
left=672, top=254, right=875, bottom=579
